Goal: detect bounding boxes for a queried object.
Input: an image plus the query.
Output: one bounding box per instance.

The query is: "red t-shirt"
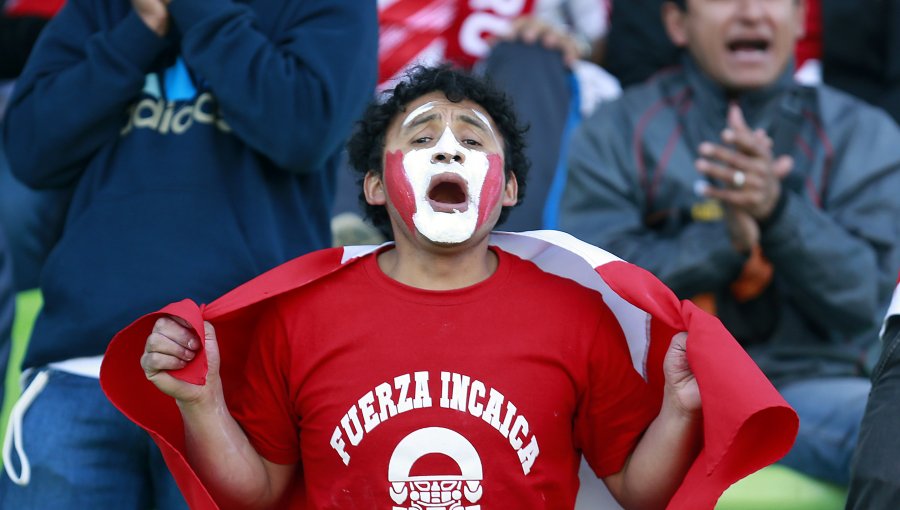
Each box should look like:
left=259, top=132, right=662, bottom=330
left=230, top=247, right=658, bottom=508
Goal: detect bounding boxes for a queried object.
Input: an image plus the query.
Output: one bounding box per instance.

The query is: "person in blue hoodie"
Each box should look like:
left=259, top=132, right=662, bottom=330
left=0, top=0, right=377, bottom=506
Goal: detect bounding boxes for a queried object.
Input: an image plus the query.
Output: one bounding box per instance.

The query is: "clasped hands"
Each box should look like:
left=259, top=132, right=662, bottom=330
left=695, top=104, right=793, bottom=252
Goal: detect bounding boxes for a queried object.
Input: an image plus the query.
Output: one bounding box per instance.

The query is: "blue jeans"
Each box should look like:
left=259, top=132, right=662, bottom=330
left=777, top=376, right=870, bottom=485
left=0, top=369, right=187, bottom=509
left=846, top=317, right=900, bottom=509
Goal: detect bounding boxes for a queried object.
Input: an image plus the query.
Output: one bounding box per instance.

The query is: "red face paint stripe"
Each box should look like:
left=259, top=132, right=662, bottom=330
left=384, top=150, right=417, bottom=234
left=477, top=153, right=505, bottom=228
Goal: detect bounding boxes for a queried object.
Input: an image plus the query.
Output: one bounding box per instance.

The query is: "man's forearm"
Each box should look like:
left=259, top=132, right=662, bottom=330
left=605, top=397, right=702, bottom=510
left=179, top=398, right=281, bottom=509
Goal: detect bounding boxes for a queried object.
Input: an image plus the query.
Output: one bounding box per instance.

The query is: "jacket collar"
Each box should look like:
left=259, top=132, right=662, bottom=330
left=681, top=54, right=796, bottom=131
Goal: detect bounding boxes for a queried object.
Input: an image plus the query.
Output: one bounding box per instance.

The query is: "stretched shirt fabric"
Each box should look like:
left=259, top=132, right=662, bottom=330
left=101, top=230, right=798, bottom=509
left=229, top=246, right=659, bottom=508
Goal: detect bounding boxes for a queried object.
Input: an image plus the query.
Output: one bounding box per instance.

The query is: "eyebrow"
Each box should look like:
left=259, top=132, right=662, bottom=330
left=402, top=112, right=490, bottom=133
left=458, top=113, right=490, bottom=133
left=401, top=112, right=438, bottom=132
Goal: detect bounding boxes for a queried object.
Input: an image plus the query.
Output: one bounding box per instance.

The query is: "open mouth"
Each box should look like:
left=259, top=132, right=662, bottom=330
left=426, top=173, right=469, bottom=213
left=726, top=37, right=771, bottom=59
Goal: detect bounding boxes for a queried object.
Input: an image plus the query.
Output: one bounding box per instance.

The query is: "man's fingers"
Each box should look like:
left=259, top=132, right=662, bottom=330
left=722, top=104, right=773, bottom=158
left=168, top=314, right=193, bottom=330
left=508, top=16, right=556, bottom=45
left=517, top=19, right=543, bottom=43
left=701, top=185, right=757, bottom=209
left=141, top=351, right=189, bottom=377
left=151, top=316, right=200, bottom=350
left=699, top=142, right=759, bottom=172
left=146, top=331, right=198, bottom=360
left=773, top=155, right=794, bottom=179
left=728, top=103, right=750, bottom=132
left=754, top=128, right=772, bottom=148
left=695, top=157, right=753, bottom=188
left=723, top=124, right=769, bottom=158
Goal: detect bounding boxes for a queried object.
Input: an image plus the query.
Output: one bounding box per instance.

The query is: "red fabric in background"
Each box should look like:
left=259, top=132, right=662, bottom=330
left=378, top=0, right=456, bottom=85
left=795, top=0, right=822, bottom=68
left=3, top=0, right=64, bottom=17
left=377, top=0, right=536, bottom=85
left=100, top=232, right=798, bottom=510
left=442, top=0, right=534, bottom=68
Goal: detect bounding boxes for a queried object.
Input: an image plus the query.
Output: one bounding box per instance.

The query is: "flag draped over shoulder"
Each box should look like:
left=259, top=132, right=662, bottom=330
left=100, top=230, right=798, bottom=510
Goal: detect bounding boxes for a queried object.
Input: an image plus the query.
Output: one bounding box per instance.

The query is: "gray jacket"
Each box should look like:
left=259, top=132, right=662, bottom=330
left=560, top=57, right=900, bottom=385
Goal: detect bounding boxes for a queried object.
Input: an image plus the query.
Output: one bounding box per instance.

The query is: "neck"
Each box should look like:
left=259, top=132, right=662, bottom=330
left=377, top=234, right=498, bottom=291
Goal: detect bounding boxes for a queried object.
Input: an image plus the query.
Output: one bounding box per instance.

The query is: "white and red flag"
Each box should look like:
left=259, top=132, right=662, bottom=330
left=883, top=274, right=900, bottom=338
left=100, top=230, right=797, bottom=509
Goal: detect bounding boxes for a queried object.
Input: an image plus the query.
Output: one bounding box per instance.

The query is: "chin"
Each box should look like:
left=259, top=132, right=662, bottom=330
left=723, top=72, right=780, bottom=92
left=722, top=61, right=788, bottom=89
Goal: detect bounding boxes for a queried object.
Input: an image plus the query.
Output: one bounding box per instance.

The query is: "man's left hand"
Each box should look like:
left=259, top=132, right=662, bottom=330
left=663, top=332, right=701, bottom=417
left=696, top=104, right=793, bottom=221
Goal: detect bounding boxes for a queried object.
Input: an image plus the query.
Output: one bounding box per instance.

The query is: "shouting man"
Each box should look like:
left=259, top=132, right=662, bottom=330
left=106, top=65, right=794, bottom=509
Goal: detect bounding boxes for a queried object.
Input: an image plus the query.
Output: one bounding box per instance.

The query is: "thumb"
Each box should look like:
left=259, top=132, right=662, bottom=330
left=203, top=321, right=221, bottom=378
left=773, top=155, right=794, bottom=179
left=664, top=332, right=690, bottom=377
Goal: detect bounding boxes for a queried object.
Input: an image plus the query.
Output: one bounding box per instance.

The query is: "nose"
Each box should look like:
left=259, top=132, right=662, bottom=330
left=431, top=151, right=464, bottom=164
left=736, top=0, right=764, bottom=20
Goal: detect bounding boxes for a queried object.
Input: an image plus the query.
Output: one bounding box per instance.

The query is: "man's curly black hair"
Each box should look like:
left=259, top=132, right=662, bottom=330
left=346, top=64, right=529, bottom=231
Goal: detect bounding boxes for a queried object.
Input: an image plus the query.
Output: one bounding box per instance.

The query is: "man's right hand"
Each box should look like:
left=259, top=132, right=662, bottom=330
left=141, top=316, right=223, bottom=408
left=132, top=0, right=170, bottom=37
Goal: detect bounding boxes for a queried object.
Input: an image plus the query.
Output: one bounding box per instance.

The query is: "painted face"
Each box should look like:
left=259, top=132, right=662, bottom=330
left=669, top=0, right=803, bottom=91
left=382, top=97, right=506, bottom=244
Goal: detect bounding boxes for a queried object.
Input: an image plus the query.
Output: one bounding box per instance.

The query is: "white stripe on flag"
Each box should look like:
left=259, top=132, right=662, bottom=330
left=491, top=231, right=652, bottom=379
left=882, top=282, right=900, bottom=339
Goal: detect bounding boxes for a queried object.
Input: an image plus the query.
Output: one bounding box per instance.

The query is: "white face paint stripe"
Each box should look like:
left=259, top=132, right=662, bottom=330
left=402, top=101, right=497, bottom=146
left=470, top=109, right=497, bottom=145
left=401, top=102, right=437, bottom=128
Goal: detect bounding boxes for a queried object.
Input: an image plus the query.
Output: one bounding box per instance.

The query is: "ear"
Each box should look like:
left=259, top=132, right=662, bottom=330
left=662, top=2, right=689, bottom=48
left=502, top=172, right=519, bottom=207
left=363, top=170, right=387, bottom=206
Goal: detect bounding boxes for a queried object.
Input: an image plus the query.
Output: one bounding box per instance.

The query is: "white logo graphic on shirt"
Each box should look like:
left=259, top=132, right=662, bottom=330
left=329, top=371, right=540, bottom=476
left=388, top=427, right=483, bottom=510
left=120, top=57, right=231, bottom=136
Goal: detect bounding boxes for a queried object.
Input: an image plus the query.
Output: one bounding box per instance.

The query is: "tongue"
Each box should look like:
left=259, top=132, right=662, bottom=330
left=428, top=198, right=468, bottom=213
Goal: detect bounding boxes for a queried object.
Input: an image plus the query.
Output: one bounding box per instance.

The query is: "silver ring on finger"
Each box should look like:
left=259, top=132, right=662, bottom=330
left=732, top=170, right=746, bottom=189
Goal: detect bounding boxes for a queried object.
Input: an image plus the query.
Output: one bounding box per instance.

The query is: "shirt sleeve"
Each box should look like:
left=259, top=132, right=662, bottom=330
left=574, top=301, right=659, bottom=478
left=228, top=301, right=301, bottom=465
left=166, top=0, right=378, bottom=173
left=2, top=0, right=171, bottom=189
